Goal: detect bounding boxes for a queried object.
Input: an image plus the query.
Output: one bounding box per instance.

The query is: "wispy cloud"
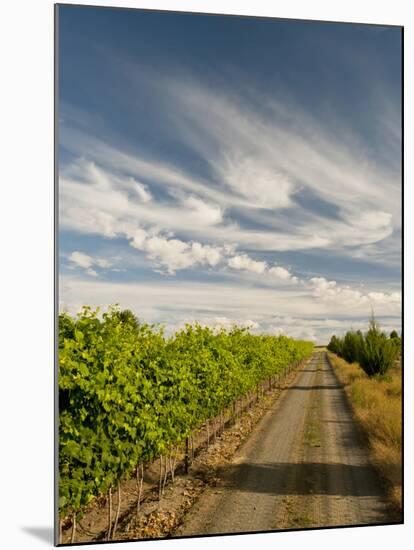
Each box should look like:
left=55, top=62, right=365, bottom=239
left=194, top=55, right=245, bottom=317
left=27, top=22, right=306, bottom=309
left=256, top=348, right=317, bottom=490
left=59, top=275, right=401, bottom=342
left=60, top=65, right=400, bottom=257
left=58, top=30, right=401, bottom=343
left=67, top=250, right=116, bottom=277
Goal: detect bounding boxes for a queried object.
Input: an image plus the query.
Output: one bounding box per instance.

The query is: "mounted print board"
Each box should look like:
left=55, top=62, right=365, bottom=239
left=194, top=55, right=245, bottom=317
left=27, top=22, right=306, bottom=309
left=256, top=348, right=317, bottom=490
left=55, top=3, right=403, bottom=545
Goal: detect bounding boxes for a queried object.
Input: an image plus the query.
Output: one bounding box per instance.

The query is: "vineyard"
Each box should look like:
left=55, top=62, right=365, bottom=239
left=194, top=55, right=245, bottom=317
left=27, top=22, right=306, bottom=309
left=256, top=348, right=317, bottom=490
left=58, top=307, right=314, bottom=540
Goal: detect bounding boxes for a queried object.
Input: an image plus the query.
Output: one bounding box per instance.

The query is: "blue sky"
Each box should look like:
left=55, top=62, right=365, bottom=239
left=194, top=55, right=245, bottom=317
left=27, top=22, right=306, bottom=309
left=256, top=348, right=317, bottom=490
left=58, top=5, right=402, bottom=343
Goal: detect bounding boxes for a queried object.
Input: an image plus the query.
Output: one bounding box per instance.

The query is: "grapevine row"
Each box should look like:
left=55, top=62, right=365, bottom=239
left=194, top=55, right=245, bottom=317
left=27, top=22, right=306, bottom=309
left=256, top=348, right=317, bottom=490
left=58, top=306, right=313, bottom=528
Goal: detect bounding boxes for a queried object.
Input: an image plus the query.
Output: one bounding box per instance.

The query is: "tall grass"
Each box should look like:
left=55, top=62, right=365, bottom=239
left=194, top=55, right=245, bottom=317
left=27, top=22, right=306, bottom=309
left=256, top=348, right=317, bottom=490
left=328, top=352, right=402, bottom=513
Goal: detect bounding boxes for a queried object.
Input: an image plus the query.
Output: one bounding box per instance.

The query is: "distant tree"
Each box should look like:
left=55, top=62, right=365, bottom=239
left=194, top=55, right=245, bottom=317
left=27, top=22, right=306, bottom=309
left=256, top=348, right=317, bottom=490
left=358, top=316, right=399, bottom=377
left=327, top=335, right=342, bottom=355
left=113, top=309, right=140, bottom=331
left=389, top=330, right=402, bottom=356
left=328, top=318, right=399, bottom=377
left=342, top=330, right=363, bottom=364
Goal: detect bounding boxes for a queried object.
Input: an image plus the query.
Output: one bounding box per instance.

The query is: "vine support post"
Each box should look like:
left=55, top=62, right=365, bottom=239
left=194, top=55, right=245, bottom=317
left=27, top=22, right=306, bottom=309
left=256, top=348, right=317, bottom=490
left=136, top=462, right=144, bottom=516
left=184, top=437, right=189, bottom=474
left=158, top=456, right=163, bottom=500
left=112, top=481, right=122, bottom=540
left=162, top=456, right=169, bottom=492
left=107, top=487, right=113, bottom=541
left=168, top=451, right=175, bottom=483
left=70, top=513, right=76, bottom=544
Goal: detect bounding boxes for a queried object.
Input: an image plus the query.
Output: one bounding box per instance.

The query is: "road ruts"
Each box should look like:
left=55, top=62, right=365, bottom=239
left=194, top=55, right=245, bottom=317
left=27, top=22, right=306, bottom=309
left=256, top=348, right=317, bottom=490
left=175, top=352, right=391, bottom=537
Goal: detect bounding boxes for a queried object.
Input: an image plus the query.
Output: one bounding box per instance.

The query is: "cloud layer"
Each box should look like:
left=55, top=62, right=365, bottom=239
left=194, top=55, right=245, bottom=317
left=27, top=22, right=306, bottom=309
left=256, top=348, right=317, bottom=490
left=58, top=26, right=401, bottom=343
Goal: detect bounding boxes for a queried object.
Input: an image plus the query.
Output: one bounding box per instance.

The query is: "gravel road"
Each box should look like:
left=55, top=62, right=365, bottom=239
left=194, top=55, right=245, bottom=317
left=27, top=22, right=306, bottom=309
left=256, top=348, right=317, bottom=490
left=175, top=352, right=391, bottom=536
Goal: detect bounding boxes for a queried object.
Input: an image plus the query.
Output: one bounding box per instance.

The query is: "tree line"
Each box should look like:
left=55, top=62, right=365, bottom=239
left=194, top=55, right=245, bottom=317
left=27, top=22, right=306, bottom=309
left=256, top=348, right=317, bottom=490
left=327, top=317, right=401, bottom=376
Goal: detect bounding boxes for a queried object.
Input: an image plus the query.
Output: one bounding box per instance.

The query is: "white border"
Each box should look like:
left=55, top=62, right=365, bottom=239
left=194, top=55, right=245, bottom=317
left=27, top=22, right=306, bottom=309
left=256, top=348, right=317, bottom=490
left=0, top=1, right=411, bottom=549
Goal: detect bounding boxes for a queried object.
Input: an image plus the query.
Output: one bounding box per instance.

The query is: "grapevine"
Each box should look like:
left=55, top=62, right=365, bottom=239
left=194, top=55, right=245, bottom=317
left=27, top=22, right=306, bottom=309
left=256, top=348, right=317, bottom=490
left=58, top=306, right=313, bottom=528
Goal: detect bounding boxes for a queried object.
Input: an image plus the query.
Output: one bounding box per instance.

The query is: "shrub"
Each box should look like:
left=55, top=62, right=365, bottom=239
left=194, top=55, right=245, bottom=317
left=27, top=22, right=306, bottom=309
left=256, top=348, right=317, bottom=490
left=358, top=318, right=399, bottom=377
left=342, top=330, right=363, bottom=364
left=389, top=330, right=402, bottom=356
left=327, top=334, right=343, bottom=355
left=328, top=317, right=399, bottom=377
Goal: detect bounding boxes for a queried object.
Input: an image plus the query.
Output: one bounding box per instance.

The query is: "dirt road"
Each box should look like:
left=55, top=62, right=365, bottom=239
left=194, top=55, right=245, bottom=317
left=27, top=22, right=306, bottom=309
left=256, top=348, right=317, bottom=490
left=175, top=352, right=392, bottom=536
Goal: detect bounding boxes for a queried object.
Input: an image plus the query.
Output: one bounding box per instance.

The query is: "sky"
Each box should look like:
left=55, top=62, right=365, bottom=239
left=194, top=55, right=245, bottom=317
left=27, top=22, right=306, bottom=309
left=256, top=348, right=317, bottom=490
left=57, top=5, right=402, bottom=344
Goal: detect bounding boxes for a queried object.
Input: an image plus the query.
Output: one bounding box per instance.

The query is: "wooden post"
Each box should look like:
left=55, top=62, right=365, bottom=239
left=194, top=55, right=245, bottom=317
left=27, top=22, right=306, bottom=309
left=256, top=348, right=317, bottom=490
left=70, top=513, right=76, bottom=544
left=184, top=437, right=189, bottom=474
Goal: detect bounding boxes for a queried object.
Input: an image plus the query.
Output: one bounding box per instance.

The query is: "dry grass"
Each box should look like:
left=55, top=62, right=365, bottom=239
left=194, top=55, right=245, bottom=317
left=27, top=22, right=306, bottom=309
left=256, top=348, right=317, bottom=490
left=314, top=345, right=327, bottom=352
left=328, top=352, right=402, bottom=513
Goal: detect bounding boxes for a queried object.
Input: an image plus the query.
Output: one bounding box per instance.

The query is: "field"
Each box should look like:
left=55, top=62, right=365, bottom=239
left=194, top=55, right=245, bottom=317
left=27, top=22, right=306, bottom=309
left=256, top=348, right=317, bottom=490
left=58, top=307, right=313, bottom=543
left=328, top=352, right=402, bottom=512
left=58, top=308, right=402, bottom=543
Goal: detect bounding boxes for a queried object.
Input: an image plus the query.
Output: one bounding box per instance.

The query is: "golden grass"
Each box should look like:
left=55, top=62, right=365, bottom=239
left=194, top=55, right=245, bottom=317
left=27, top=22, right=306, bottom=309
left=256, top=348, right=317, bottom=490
left=328, top=352, right=402, bottom=513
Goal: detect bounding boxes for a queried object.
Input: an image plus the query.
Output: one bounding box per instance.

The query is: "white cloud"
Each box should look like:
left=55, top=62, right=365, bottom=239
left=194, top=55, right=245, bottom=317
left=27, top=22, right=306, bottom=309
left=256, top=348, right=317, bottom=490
left=128, top=178, right=152, bottom=203
left=59, top=275, right=401, bottom=336
left=130, top=230, right=223, bottom=274
left=169, top=76, right=399, bottom=208
left=182, top=196, right=223, bottom=225
left=68, top=251, right=94, bottom=269
left=306, top=276, right=401, bottom=310
left=60, top=90, right=400, bottom=255
left=66, top=246, right=400, bottom=319
left=219, top=155, right=294, bottom=209
left=228, top=254, right=267, bottom=273
left=130, top=228, right=148, bottom=249
left=58, top=69, right=401, bottom=340
left=271, top=324, right=318, bottom=343
left=68, top=250, right=114, bottom=276
left=268, top=265, right=297, bottom=282
left=95, top=258, right=112, bottom=269
left=348, top=210, right=392, bottom=232
left=367, top=291, right=402, bottom=305
left=189, top=241, right=222, bottom=266
left=307, top=277, right=366, bottom=306
left=195, top=316, right=259, bottom=332
left=60, top=158, right=231, bottom=254
left=226, top=256, right=298, bottom=284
